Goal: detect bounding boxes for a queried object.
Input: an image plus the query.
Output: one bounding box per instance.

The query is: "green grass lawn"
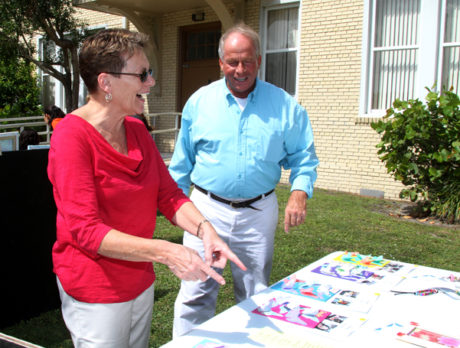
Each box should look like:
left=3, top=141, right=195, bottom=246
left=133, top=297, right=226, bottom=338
left=2, top=186, right=459, bottom=347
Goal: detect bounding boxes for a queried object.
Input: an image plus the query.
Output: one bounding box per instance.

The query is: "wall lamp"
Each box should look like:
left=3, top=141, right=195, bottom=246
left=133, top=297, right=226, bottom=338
left=192, top=12, right=205, bottom=22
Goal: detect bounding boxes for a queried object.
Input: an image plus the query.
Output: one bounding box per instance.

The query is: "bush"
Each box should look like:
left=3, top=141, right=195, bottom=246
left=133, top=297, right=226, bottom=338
left=0, top=57, right=42, bottom=118
left=371, top=88, right=460, bottom=223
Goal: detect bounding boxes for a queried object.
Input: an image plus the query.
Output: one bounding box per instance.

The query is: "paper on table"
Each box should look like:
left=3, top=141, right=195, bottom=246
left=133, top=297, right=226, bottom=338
left=192, top=338, right=227, bottom=348
left=271, top=276, right=340, bottom=302
left=311, top=262, right=374, bottom=282
left=397, top=323, right=460, bottom=348
left=252, top=297, right=331, bottom=328
left=334, top=252, right=390, bottom=268
left=249, top=327, right=336, bottom=348
left=330, top=289, right=380, bottom=313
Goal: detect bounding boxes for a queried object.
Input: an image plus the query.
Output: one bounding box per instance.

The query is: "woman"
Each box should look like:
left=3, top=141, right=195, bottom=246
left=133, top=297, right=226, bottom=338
left=47, top=28, right=245, bottom=348
left=44, top=105, right=65, bottom=129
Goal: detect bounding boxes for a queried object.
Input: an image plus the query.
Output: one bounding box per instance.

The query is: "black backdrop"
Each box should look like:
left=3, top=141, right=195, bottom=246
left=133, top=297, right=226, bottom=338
left=0, top=149, right=60, bottom=328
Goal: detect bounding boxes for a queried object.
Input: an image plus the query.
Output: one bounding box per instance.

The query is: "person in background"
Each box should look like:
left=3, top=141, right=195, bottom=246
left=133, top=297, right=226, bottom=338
left=132, top=113, right=153, bottom=131
left=169, top=23, right=319, bottom=337
left=19, top=128, right=40, bottom=150
left=44, top=105, right=65, bottom=129
left=47, top=28, right=245, bottom=348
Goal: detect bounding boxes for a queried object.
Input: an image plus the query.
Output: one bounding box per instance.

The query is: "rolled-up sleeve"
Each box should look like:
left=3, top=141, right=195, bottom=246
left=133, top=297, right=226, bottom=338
left=48, top=129, right=111, bottom=258
left=168, top=102, right=196, bottom=196
left=282, top=104, right=319, bottom=199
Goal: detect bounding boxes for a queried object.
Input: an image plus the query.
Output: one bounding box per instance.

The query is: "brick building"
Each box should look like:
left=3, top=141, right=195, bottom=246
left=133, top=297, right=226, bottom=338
left=46, top=0, right=458, bottom=200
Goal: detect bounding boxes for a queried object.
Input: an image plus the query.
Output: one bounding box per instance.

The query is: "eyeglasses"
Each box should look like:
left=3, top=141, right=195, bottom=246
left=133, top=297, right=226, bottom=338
left=104, top=69, right=153, bottom=83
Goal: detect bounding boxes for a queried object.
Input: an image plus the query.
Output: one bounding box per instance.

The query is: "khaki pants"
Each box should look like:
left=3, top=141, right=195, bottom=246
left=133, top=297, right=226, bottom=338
left=173, top=188, right=278, bottom=337
left=57, top=277, right=154, bottom=348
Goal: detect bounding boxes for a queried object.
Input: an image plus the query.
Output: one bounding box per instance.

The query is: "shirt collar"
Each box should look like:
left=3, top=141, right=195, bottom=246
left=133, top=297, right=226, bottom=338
left=223, top=77, right=260, bottom=104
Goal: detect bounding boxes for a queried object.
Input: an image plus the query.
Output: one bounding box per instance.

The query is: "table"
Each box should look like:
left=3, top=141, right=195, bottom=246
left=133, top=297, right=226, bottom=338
left=0, top=333, right=43, bottom=347
left=161, top=251, right=460, bottom=348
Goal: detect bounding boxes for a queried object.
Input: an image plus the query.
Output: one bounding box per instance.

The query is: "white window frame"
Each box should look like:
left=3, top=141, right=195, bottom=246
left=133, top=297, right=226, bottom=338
left=359, top=0, right=454, bottom=117
left=260, top=0, right=301, bottom=97
left=438, top=0, right=460, bottom=93
left=37, top=36, right=65, bottom=110
left=36, top=25, right=106, bottom=111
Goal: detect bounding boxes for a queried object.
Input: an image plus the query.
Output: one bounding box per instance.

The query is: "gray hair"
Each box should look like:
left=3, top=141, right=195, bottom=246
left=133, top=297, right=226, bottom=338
left=218, top=23, right=261, bottom=59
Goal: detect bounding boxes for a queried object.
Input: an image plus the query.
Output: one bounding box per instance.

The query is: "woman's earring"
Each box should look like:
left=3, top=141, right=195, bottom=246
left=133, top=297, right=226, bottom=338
left=105, top=93, right=112, bottom=103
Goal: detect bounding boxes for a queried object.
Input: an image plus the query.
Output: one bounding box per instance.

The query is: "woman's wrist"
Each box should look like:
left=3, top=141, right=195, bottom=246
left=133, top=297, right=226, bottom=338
left=196, top=219, right=210, bottom=239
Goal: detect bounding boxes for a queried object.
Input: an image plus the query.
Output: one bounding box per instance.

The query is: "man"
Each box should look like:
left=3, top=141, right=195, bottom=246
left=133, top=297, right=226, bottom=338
left=169, top=23, right=319, bottom=337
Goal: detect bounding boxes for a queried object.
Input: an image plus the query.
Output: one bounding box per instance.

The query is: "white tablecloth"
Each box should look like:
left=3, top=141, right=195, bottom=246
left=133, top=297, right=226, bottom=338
left=161, top=251, right=460, bottom=348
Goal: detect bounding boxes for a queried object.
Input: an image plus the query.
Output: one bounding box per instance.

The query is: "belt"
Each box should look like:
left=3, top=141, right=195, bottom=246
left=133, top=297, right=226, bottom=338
left=193, top=184, right=274, bottom=211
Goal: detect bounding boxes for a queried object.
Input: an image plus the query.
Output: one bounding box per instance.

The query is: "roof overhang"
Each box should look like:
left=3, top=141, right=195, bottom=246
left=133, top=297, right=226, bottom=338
left=74, top=0, right=208, bottom=16
left=73, top=0, right=238, bottom=29
left=73, top=0, right=242, bottom=95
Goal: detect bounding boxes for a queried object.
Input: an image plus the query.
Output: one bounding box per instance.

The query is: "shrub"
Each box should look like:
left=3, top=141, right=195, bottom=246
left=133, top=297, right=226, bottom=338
left=371, top=88, right=460, bottom=223
left=0, top=57, right=42, bottom=118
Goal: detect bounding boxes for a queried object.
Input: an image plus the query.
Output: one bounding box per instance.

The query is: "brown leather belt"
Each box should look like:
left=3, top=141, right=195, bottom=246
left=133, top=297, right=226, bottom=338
left=193, top=184, right=274, bottom=211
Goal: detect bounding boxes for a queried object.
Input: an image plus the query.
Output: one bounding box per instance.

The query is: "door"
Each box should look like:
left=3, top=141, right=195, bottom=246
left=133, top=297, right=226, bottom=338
left=179, top=22, right=221, bottom=111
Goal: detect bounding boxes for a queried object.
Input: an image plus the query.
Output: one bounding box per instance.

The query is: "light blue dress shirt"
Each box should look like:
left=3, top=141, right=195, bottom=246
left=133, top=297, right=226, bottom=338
left=168, top=78, right=319, bottom=199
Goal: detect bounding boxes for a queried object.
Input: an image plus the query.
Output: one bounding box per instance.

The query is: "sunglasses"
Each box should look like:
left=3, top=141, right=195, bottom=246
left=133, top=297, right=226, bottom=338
left=104, top=69, right=153, bottom=83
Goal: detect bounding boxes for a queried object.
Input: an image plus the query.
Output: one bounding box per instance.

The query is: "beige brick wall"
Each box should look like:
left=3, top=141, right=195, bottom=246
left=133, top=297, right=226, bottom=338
left=147, top=0, right=260, bottom=152
left=75, top=8, right=126, bottom=29
left=297, top=0, right=403, bottom=200
left=147, top=6, right=225, bottom=151
left=76, top=2, right=404, bottom=200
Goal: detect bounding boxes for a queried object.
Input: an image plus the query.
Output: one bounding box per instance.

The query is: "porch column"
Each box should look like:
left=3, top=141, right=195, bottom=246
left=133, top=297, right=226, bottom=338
left=204, top=0, right=234, bottom=30
left=107, top=8, right=161, bottom=96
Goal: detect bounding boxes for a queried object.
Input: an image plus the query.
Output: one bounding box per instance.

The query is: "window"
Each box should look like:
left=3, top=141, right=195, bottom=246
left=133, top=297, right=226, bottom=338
left=261, top=2, right=300, bottom=96
left=37, top=28, right=102, bottom=110
left=185, top=29, right=220, bottom=61
left=41, top=73, right=57, bottom=108
left=441, top=0, right=460, bottom=92
left=38, top=38, right=61, bottom=108
left=361, top=0, right=460, bottom=116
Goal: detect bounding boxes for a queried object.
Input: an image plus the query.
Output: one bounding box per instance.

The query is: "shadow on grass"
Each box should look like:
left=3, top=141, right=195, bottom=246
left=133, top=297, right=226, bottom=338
left=1, top=309, right=72, bottom=348
left=154, top=288, right=174, bottom=302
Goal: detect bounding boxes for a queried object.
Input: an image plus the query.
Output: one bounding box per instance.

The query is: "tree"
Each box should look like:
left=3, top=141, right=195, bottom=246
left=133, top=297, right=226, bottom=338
left=0, top=54, right=42, bottom=117
left=0, top=0, right=91, bottom=113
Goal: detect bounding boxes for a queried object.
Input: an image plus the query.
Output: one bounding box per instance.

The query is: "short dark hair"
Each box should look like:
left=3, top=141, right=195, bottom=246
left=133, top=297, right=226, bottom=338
left=79, top=29, right=149, bottom=93
left=19, top=129, right=40, bottom=150
left=44, top=105, right=65, bottom=122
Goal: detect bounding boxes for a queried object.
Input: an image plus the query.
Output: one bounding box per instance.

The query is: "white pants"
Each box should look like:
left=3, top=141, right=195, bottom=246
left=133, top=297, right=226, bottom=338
left=173, top=188, right=279, bottom=337
left=57, top=278, right=154, bottom=348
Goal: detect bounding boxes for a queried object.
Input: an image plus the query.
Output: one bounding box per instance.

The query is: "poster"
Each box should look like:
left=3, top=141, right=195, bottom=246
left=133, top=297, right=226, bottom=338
left=252, top=297, right=330, bottom=328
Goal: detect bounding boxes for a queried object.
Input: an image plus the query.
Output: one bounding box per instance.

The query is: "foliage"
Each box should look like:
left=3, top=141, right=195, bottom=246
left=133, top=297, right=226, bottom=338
left=0, top=0, right=92, bottom=112
left=0, top=56, right=42, bottom=118
left=371, top=88, right=460, bottom=223
left=2, top=187, right=459, bottom=347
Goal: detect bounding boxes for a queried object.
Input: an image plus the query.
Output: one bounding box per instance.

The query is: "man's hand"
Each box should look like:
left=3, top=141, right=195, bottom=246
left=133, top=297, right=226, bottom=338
left=284, top=190, right=308, bottom=233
